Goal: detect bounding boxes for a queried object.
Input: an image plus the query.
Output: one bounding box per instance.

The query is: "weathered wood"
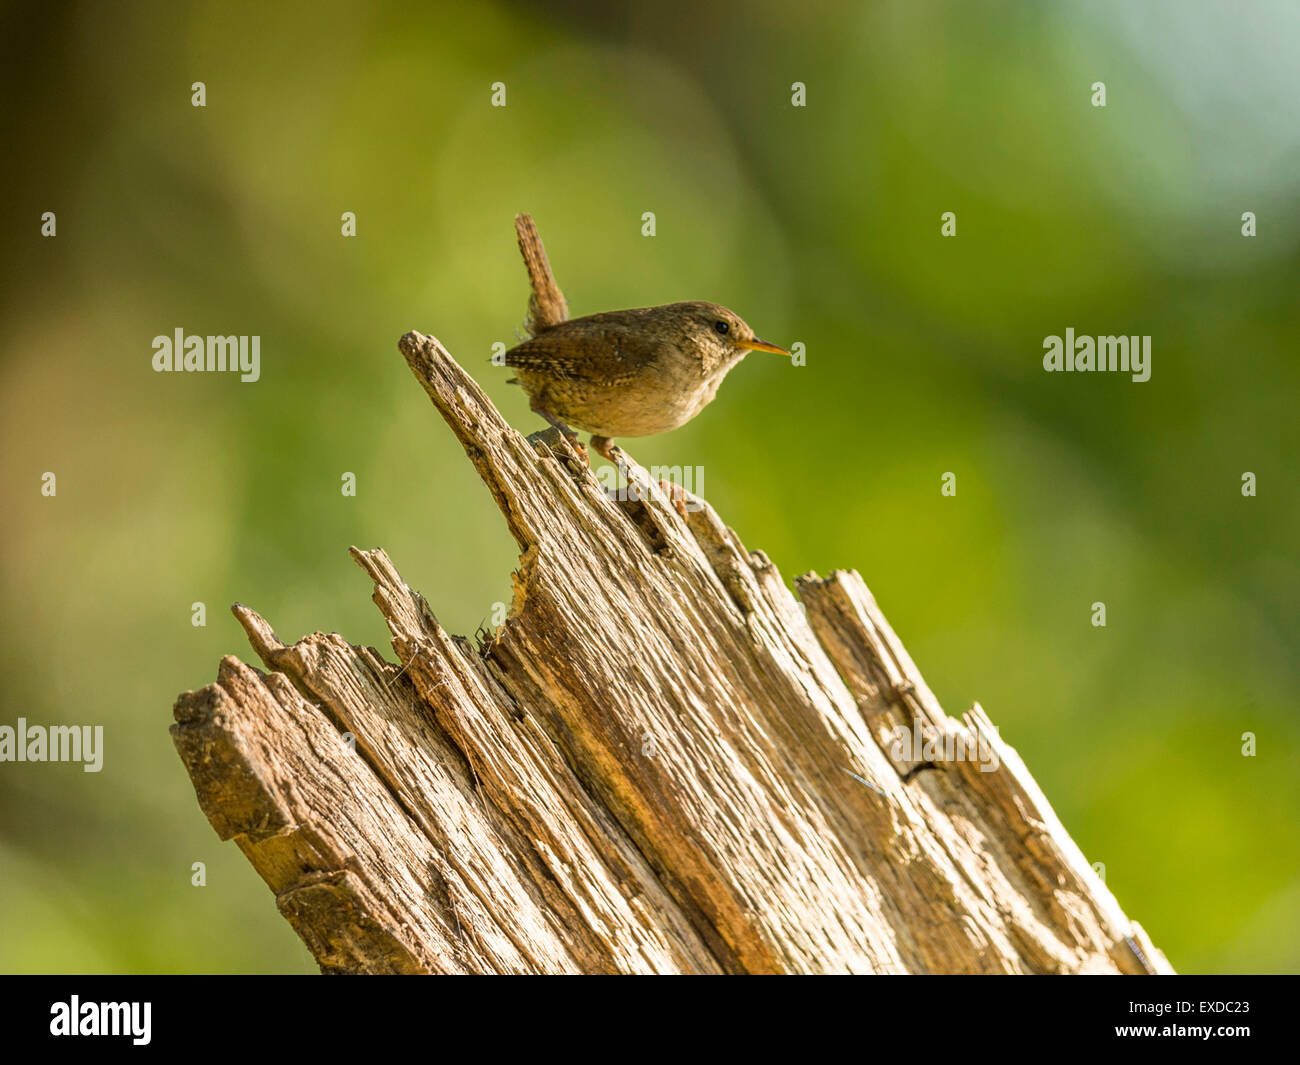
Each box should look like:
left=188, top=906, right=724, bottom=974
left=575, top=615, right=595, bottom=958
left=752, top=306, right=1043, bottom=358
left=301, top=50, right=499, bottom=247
left=170, top=329, right=1172, bottom=974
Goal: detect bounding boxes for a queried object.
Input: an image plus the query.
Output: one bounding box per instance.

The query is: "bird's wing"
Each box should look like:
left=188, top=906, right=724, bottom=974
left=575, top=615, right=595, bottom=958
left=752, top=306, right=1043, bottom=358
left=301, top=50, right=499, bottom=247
left=503, top=320, right=644, bottom=385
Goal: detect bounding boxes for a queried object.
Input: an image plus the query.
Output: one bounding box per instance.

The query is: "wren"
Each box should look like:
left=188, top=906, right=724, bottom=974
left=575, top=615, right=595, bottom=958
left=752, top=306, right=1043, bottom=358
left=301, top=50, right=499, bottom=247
left=504, top=301, right=788, bottom=463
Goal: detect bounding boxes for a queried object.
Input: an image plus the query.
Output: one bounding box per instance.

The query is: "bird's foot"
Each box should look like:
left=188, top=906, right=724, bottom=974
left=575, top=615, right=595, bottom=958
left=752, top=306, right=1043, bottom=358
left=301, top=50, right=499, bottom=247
left=567, top=432, right=589, bottom=467
left=527, top=426, right=588, bottom=469
left=531, top=406, right=589, bottom=467
left=589, top=435, right=624, bottom=466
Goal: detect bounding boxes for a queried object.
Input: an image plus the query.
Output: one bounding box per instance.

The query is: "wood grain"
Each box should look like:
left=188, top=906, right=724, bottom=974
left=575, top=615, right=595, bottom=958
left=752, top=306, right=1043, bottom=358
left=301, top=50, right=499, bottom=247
left=169, top=329, right=1172, bottom=975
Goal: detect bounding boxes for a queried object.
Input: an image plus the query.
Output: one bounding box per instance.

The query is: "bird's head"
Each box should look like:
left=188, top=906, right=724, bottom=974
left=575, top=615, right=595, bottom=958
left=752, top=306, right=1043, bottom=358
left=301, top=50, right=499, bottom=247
left=666, top=301, right=788, bottom=375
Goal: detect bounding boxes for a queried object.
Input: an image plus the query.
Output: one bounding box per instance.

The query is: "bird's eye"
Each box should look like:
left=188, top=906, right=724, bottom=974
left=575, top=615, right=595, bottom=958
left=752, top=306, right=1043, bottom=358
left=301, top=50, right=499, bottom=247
left=713, top=320, right=730, bottom=335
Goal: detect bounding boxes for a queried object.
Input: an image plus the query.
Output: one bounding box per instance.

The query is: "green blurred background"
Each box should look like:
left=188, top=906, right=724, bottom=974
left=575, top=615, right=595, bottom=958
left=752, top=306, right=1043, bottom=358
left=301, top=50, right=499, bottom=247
left=1, top=0, right=1297, bottom=974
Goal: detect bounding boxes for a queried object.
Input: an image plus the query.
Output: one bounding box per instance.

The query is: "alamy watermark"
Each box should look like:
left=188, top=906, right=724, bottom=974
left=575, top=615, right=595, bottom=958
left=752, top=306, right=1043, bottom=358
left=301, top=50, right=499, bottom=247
left=0, top=718, right=103, bottom=772
left=152, top=328, right=260, bottom=382
left=1043, top=329, right=1150, bottom=382
left=50, top=997, right=150, bottom=1045
left=597, top=464, right=705, bottom=513
left=887, top=718, right=999, bottom=773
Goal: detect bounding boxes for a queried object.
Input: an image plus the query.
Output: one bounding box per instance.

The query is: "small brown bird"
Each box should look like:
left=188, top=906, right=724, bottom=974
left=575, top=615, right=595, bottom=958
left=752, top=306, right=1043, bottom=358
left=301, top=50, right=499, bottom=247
left=504, top=301, right=788, bottom=462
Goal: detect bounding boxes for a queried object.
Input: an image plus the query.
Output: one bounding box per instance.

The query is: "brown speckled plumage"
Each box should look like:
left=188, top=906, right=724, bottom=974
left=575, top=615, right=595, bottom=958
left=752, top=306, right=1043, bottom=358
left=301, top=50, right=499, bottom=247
left=505, top=300, right=787, bottom=445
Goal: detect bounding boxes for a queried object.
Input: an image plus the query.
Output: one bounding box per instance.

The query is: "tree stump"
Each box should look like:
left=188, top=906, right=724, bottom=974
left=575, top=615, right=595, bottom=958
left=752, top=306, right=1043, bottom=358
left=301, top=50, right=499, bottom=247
left=170, top=330, right=1172, bottom=975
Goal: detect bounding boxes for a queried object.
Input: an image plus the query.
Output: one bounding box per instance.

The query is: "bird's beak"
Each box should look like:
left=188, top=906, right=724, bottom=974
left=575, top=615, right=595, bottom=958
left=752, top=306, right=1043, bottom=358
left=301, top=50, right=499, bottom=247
left=743, top=337, right=789, bottom=356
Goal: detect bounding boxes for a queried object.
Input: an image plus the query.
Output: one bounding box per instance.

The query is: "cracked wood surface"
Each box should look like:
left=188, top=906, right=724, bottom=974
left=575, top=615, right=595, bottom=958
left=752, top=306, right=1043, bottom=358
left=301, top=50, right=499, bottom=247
left=169, top=331, right=1172, bottom=975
